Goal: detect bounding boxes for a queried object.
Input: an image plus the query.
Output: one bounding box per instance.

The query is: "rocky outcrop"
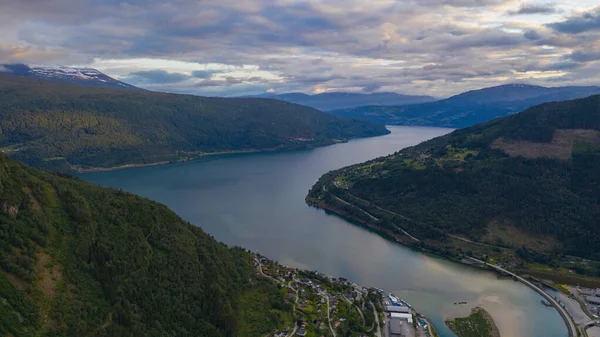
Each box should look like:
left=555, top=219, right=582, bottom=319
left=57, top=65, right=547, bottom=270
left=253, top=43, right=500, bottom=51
left=1, top=201, right=18, bottom=217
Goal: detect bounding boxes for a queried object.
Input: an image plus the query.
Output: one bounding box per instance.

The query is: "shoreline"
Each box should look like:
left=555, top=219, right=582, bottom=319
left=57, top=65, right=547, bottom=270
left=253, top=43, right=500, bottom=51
left=72, top=148, right=266, bottom=173
left=72, top=137, right=367, bottom=174
left=307, top=196, right=578, bottom=336
left=254, top=251, right=438, bottom=337
left=307, top=194, right=600, bottom=285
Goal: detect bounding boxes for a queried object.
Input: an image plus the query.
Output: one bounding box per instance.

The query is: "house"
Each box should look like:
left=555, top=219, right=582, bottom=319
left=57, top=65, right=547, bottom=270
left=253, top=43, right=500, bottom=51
left=297, top=329, right=306, bottom=336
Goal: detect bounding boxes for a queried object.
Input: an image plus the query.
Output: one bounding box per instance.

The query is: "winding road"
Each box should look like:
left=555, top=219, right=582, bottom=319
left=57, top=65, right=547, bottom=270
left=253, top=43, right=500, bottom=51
left=370, top=301, right=382, bottom=337
left=467, top=257, right=576, bottom=337
left=324, top=293, right=337, bottom=337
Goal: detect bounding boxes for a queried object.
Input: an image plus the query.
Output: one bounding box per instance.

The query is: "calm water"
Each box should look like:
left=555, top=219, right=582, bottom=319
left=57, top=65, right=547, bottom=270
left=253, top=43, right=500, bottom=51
left=82, top=126, right=567, bottom=337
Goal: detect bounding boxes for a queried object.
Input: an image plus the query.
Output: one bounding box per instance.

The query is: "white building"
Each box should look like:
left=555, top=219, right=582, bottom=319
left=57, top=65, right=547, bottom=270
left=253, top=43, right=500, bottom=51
left=391, top=312, right=413, bottom=324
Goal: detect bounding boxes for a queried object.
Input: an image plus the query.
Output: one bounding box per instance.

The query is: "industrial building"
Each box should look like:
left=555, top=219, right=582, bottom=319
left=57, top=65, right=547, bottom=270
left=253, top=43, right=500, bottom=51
left=386, top=305, right=410, bottom=314
left=389, top=318, right=411, bottom=336
left=391, top=313, right=413, bottom=324
left=587, top=296, right=600, bottom=305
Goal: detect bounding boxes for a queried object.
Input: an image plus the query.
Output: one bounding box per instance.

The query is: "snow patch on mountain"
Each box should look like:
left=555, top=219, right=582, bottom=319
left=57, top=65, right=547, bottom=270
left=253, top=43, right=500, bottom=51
left=1, top=64, right=138, bottom=90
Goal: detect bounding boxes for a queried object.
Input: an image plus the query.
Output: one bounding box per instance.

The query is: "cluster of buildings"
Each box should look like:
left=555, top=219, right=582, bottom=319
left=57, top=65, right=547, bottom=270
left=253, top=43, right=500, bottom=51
left=384, top=294, right=420, bottom=337
left=578, top=287, right=600, bottom=311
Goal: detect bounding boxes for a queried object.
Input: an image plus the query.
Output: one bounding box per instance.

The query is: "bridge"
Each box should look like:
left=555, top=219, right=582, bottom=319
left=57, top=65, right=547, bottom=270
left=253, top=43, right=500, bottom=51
left=467, top=257, right=577, bottom=337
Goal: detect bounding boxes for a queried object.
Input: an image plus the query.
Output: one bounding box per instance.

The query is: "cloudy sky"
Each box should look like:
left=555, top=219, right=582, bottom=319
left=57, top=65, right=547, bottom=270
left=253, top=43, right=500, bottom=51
left=1, top=0, right=599, bottom=97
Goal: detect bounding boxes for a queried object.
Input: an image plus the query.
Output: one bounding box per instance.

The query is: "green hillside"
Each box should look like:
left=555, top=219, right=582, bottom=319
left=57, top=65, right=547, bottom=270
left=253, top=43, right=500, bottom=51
left=308, top=95, right=600, bottom=261
left=0, top=74, right=388, bottom=173
left=0, top=154, right=292, bottom=336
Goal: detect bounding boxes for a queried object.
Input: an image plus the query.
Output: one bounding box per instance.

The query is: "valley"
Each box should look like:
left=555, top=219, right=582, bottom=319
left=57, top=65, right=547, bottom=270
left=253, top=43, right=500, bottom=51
left=82, top=126, right=568, bottom=337
left=4, top=0, right=600, bottom=336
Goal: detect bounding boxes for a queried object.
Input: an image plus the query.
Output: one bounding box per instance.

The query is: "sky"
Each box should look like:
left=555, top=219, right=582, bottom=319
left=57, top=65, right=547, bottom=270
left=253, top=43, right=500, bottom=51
left=0, top=0, right=599, bottom=97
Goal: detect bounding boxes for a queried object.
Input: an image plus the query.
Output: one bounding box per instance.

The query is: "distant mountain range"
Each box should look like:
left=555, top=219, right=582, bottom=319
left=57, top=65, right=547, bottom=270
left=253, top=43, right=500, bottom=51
left=0, top=63, right=138, bottom=90
left=330, top=84, right=600, bottom=128
left=242, top=92, right=436, bottom=111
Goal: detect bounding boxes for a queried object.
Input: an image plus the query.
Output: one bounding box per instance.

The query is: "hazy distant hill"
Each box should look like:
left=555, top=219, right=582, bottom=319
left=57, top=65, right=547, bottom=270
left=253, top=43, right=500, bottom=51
left=331, top=84, right=600, bottom=128
left=309, top=94, right=600, bottom=260
left=0, top=63, right=138, bottom=90
left=243, top=91, right=436, bottom=111
left=0, top=74, right=388, bottom=172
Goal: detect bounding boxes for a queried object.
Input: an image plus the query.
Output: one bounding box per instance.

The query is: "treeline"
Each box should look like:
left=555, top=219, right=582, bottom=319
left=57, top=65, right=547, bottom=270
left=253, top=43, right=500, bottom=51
left=0, top=154, right=290, bottom=336
left=0, top=74, right=388, bottom=172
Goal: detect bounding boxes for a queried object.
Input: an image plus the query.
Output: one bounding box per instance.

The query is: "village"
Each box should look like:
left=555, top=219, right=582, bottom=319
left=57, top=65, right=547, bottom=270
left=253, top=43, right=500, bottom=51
left=253, top=253, right=435, bottom=337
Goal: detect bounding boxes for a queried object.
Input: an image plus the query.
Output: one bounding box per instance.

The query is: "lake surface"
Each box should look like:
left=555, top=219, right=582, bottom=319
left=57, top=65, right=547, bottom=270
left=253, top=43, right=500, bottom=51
left=82, top=126, right=567, bottom=337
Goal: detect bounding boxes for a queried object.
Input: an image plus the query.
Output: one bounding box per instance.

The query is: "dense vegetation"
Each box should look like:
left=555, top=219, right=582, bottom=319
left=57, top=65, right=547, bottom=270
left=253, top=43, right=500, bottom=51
left=0, top=74, right=388, bottom=173
left=331, top=84, right=600, bottom=128
left=0, top=154, right=291, bottom=336
left=445, top=307, right=499, bottom=337
left=308, top=94, right=600, bottom=260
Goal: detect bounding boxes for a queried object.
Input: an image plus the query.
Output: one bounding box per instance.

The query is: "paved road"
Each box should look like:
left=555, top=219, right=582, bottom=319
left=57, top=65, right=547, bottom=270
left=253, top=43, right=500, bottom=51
left=254, top=260, right=300, bottom=337
left=344, top=191, right=420, bottom=242
left=467, top=257, right=576, bottom=337
left=370, top=301, right=382, bottom=337
left=324, top=294, right=337, bottom=337
left=323, top=185, right=379, bottom=221
left=341, top=295, right=366, bottom=327
left=324, top=185, right=422, bottom=241
left=447, top=234, right=508, bottom=251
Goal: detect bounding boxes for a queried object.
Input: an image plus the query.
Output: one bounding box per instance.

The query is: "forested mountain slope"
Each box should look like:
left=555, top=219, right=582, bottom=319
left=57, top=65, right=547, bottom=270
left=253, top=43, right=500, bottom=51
left=0, top=74, right=388, bottom=173
left=330, top=84, right=600, bottom=128
left=308, top=94, right=600, bottom=260
left=0, top=154, right=290, bottom=337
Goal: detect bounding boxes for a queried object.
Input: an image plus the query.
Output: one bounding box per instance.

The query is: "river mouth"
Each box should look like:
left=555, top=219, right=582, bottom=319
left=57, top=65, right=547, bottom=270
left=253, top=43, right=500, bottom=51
left=80, top=126, right=567, bottom=337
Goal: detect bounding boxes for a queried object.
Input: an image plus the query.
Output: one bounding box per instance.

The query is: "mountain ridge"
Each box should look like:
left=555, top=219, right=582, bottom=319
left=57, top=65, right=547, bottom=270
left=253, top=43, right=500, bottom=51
left=308, top=94, right=600, bottom=264
left=0, top=63, right=138, bottom=90
left=241, top=91, right=436, bottom=111
left=330, top=84, right=600, bottom=128
left=0, top=73, right=389, bottom=173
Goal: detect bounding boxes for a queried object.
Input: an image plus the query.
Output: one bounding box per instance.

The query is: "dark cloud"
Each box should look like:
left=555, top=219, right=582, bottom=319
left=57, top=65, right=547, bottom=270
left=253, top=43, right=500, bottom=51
left=124, top=70, right=189, bottom=84
left=569, top=51, right=600, bottom=63
left=191, top=70, right=221, bottom=79
left=288, top=74, right=345, bottom=85
left=361, top=84, right=382, bottom=93
left=194, top=76, right=265, bottom=88
left=548, top=7, right=600, bottom=34
left=507, top=3, right=556, bottom=15
left=414, top=0, right=506, bottom=7
left=515, top=61, right=582, bottom=72
left=523, top=30, right=542, bottom=41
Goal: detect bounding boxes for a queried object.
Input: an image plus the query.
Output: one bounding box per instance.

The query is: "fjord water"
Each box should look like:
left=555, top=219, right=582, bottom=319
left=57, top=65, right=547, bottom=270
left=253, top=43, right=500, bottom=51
left=82, top=126, right=567, bottom=337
